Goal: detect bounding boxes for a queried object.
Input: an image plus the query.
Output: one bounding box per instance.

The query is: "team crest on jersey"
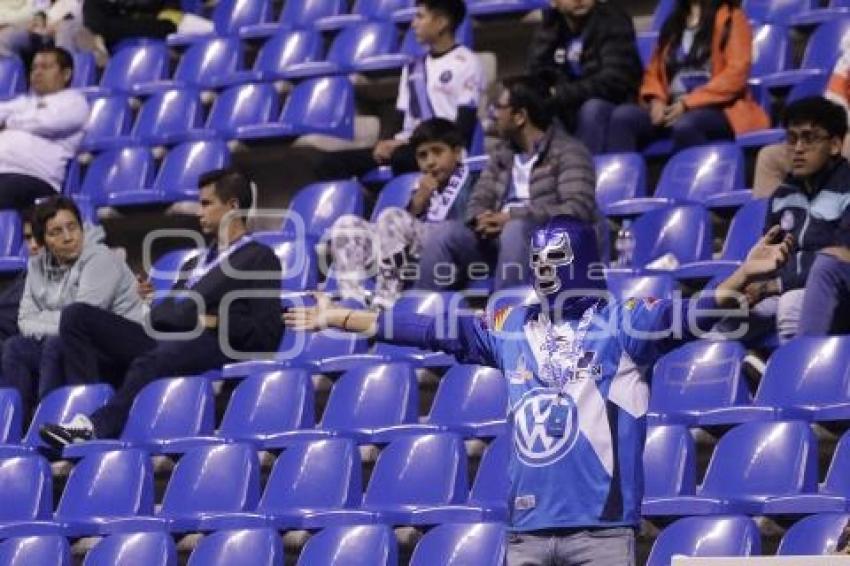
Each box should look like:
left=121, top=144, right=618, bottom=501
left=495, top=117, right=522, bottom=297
left=513, top=389, right=579, bottom=467
left=507, top=354, right=534, bottom=384
left=624, top=298, right=637, bottom=310
left=491, top=306, right=512, bottom=332
left=439, top=70, right=453, bottom=83
left=781, top=210, right=795, bottom=232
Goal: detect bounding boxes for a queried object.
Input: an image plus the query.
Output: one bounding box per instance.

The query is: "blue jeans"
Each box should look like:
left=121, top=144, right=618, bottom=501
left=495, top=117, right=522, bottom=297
left=574, top=98, right=616, bottom=155
left=415, top=218, right=536, bottom=291
left=605, top=104, right=733, bottom=153
left=1, top=335, right=64, bottom=419
left=507, top=528, right=635, bottom=566
left=799, top=253, right=850, bottom=336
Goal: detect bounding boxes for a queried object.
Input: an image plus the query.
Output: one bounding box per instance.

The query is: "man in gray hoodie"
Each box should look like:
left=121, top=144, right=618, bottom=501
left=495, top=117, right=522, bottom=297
left=1, top=196, right=142, bottom=419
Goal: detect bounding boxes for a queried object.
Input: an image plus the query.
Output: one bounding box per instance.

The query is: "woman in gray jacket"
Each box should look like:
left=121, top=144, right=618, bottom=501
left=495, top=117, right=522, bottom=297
left=1, top=196, right=143, bottom=420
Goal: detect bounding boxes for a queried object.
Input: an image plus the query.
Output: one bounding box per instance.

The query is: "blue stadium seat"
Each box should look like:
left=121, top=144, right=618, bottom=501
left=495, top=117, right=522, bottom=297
left=251, top=232, right=320, bottom=290
left=79, top=147, right=156, bottom=208
left=447, top=434, right=511, bottom=522
left=139, top=139, right=231, bottom=207
left=185, top=83, right=280, bottom=141
left=226, top=29, right=323, bottom=84
left=593, top=153, right=647, bottom=216
left=297, top=525, right=398, bottom=565
left=778, top=513, right=850, bottom=555
left=149, top=249, right=203, bottom=298
left=79, top=96, right=134, bottom=153
left=626, top=204, right=713, bottom=273
left=363, top=432, right=469, bottom=525
left=466, top=0, right=549, bottom=17
left=240, top=0, right=346, bottom=38
left=674, top=199, right=768, bottom=280
left=750, top=24, right=789, bottom=78
left=85, top=42, right=169, bottom=97
left=644, top=420, right=817, bottom=515
left=371, top=365, right=508, bottom=441
left=71, top=51, right=97, bottom=89
left=315, top=0, right=413, bottom=30
left=188, top=528, right=283, bottom=565
left=698, top=336, right=850, bottom=425
left=0, top=56, right=25, bottom=101
left=0, top=211, right=26, bottom=273
left=0, top=455, right=52, bottom=529
left=200, top=437, right=368, bottom=530
left=604, top=143, right=747, bottom=216
left=0, top=535, right=69, bottom=566
left=743, top=0, right=816, bottom=23
left=605, top=272, right=674, bottom=302
left=234, top=76, right=354, bottom=141
left=63, top=377, right=215, bottom=458
left=0, top=449, right=154, bottom=538
left=0, top=389, right=20, bottom=445
left=789, top=0, right=850, bottom=26
left=649, top=0, right=675, bottom=31
left=647, top=341, right=750, bottom=425
left=168, top=0, right=271, bottom=45
left=410, top=522, right=507, bottom=566
left=0, top=385, right=113, bottom=457
left=261, top=362, right=418, bottom=447
left=280, top=180, right=365, bottom=240
left=127, top=88, right=205, bottom=148
left=762, top=430, right=850, bottom=513
left=371, top=173, right=419, bottom=219
left=84, top=531, right=177, bottom=566
left=647, top=515, right=761, bottom=566
left=164, top=369, right=314, bottom=452
left=134, top=37, right=243, bottom=94
left=643, top=425, right=696, bottom=508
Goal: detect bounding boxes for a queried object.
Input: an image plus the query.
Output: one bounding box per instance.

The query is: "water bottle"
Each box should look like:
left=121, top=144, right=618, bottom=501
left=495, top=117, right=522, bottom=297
left=615, top=221, right=636, bottom=268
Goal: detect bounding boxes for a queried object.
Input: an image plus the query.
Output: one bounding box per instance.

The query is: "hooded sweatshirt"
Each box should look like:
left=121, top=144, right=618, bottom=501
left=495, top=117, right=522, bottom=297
left=18, top=224, right=144, bottom=338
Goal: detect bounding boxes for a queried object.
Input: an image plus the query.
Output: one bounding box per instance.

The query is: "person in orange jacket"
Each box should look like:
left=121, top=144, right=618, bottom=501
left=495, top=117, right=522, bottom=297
left=605, top=0, right=768, bottom=153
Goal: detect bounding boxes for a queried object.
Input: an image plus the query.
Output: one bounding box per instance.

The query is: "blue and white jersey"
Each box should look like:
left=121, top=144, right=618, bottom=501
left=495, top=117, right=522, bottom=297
left=379, top=295, right=710, bottom=531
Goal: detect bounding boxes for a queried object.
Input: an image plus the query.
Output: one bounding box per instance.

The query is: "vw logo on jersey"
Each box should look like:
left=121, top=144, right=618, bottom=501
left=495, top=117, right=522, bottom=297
left=513, top=389, right=579, bottom=467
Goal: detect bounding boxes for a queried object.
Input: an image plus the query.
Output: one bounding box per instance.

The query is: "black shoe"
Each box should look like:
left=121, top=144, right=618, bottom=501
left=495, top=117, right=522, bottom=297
left=39, top=414, right=95, bottom=449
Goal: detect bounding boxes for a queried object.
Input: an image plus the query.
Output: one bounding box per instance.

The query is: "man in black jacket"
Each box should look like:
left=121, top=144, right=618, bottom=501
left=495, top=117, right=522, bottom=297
left=528, top=0, right=642, bottom=154
left=40, top=167, right=283, bottom=445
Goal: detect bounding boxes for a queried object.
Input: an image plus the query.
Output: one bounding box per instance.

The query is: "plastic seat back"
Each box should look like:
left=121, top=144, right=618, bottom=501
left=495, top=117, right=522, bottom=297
left=643, top=425, right=696, bottom=498
left=297, top=525, right=397, bottom=566
left=631, top=205, right=713, bottom=268
left=281, top=180, right=366, bottom=239
left=322, top=363, right=418, bottom=430
left=151, top=139, right=230, bottom=200
left=656, top=143, right=744, bottom=203
left=219, top=369, right=315, bottom=438
left=594, top=153, right=647, bottom=210
left=100, top=42, right=169, bottom=92
left=647, top=515, right=761, bottom=566
left=427, top=365, right=507, bottom=428
left=778, top=513, right=850, bottom=555
left=410, top=522, right=506, bottom=566
left=280, top=76, right=354, bottom=139
left=23, top=385, right=113, bottom=448
left=188, top=528, right=282, bottom=566
left=0, top=536, right=69, bottom=566
left=84, top=532, right=177, bottom=566
left=120, top=377, right=215, bottom=444
left=0, top=454, right=52, bottom=522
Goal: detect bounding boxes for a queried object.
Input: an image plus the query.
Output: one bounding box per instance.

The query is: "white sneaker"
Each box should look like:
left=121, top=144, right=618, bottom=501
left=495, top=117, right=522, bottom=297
left=40, top=413, right=95, bottom=449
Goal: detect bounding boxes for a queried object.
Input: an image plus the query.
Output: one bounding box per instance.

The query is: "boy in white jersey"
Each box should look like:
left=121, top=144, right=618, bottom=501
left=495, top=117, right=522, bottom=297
left=314, top=0, right=483, bottom=180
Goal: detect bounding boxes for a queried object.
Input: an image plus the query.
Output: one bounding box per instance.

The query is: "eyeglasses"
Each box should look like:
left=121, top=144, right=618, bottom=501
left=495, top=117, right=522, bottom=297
left=785, top=131, right=832, bottom=147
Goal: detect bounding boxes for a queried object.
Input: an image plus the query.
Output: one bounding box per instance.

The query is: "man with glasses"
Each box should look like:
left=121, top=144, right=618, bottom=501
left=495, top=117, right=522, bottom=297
left=742, top=97, right=850, bottom=342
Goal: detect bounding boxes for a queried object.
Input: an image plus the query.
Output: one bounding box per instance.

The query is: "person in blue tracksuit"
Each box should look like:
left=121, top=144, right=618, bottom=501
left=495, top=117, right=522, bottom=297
left=285, top=215, right=794, bottom=565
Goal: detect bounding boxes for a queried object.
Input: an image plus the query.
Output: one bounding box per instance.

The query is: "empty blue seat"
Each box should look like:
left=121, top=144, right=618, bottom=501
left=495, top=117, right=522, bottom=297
left=605, top=272, right=674, bottom=302
left=643, top=425, right=696, bottom=507
left=188, top=528, right=282, bottom=565
left=281, top=180, right=365, bottom=240
left=79, top=96, right=134, bottom=153
left=0, top=56, right=25, bottom=101
left=743, top=0, right=816, bottom=23
left=234, top=76, right=354, bottom=141
left=297, top=525, right=397, bottom=565
left=168, top=0, right=271, bottom=45
left=250, top=232, right=320, bottom=290
left=63, top=377, right=214, bottom=458
left=79, top=147, right=156, bottom=208
left=71, top=51, right=97, bottom=89
left=262, top=362, right=418, bottom=447
left=0, top=455, right=52, bottom=529
left=789, top=0, right=850, bottom=25
left=410, top=522, right=506, bottom=566
left=84, top=531, right=176, bottom=566
left=134, top=37, right=243, bottom=95
left=138, top=139, right=231, bottom=207
left=240, top=0, right=346, bottom=38
left=463, top=435, right=510, bottom=521
left=647, top=515, right=761, bottom=566
left=698, top=336, right=850, bottom=425
left=466, top=0, right=549, bottom=17
left=87, top=42, right=169, bottom=97
left=363, top=432, right=469, bottom=525
left=371, top=365, right=508, bottom=441
left=762, top=429, right=850, bottom=514
left=627, top=204, right=713, bottom=273
left=647, top=341, right=750, bottom=425
left=0, top=211, right=25, bottom=273
left=187, top=83, right=280, bottom=141
left=316, top=0, right=413, bottom=30
left=778, top=513, right=850, bottom=555
left=750, top=24, right=789, bottom=78
left=0, top=536, right=69, bottom=566
left=371, top=173, right=418, bottom=219
left=0, top=449, right=154, bottom=538
left=0, top=389, right=20, bottom=445
left=594, top=153, right=647, bottom=216
left=128, top=89, right=205, bottom=147
left=605, top=143, right=747, bottom=216
left=644, top=420, right=817, bottom=516
left=227, top=29, right=324, bottom=84
left=674, top=198, right=768, bottom=280
left=165, top=369, right=314, bottom=452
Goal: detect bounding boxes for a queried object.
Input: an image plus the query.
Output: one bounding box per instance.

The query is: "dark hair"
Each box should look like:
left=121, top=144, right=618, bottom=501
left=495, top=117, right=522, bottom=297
left=409, top=117, right=465, bottom=151
left=658, top=0, right=740, bottom=72
left=34, top=46, right=74, bottom=75
left=32, top=195, right=82, bottom=246
left=783, top=96, right=849, bottom=140
left=502, top=75, right=553, bottom=131
left=198, top=167, right=254, bottom=211
left=415, top=0, right=466, bottom=32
